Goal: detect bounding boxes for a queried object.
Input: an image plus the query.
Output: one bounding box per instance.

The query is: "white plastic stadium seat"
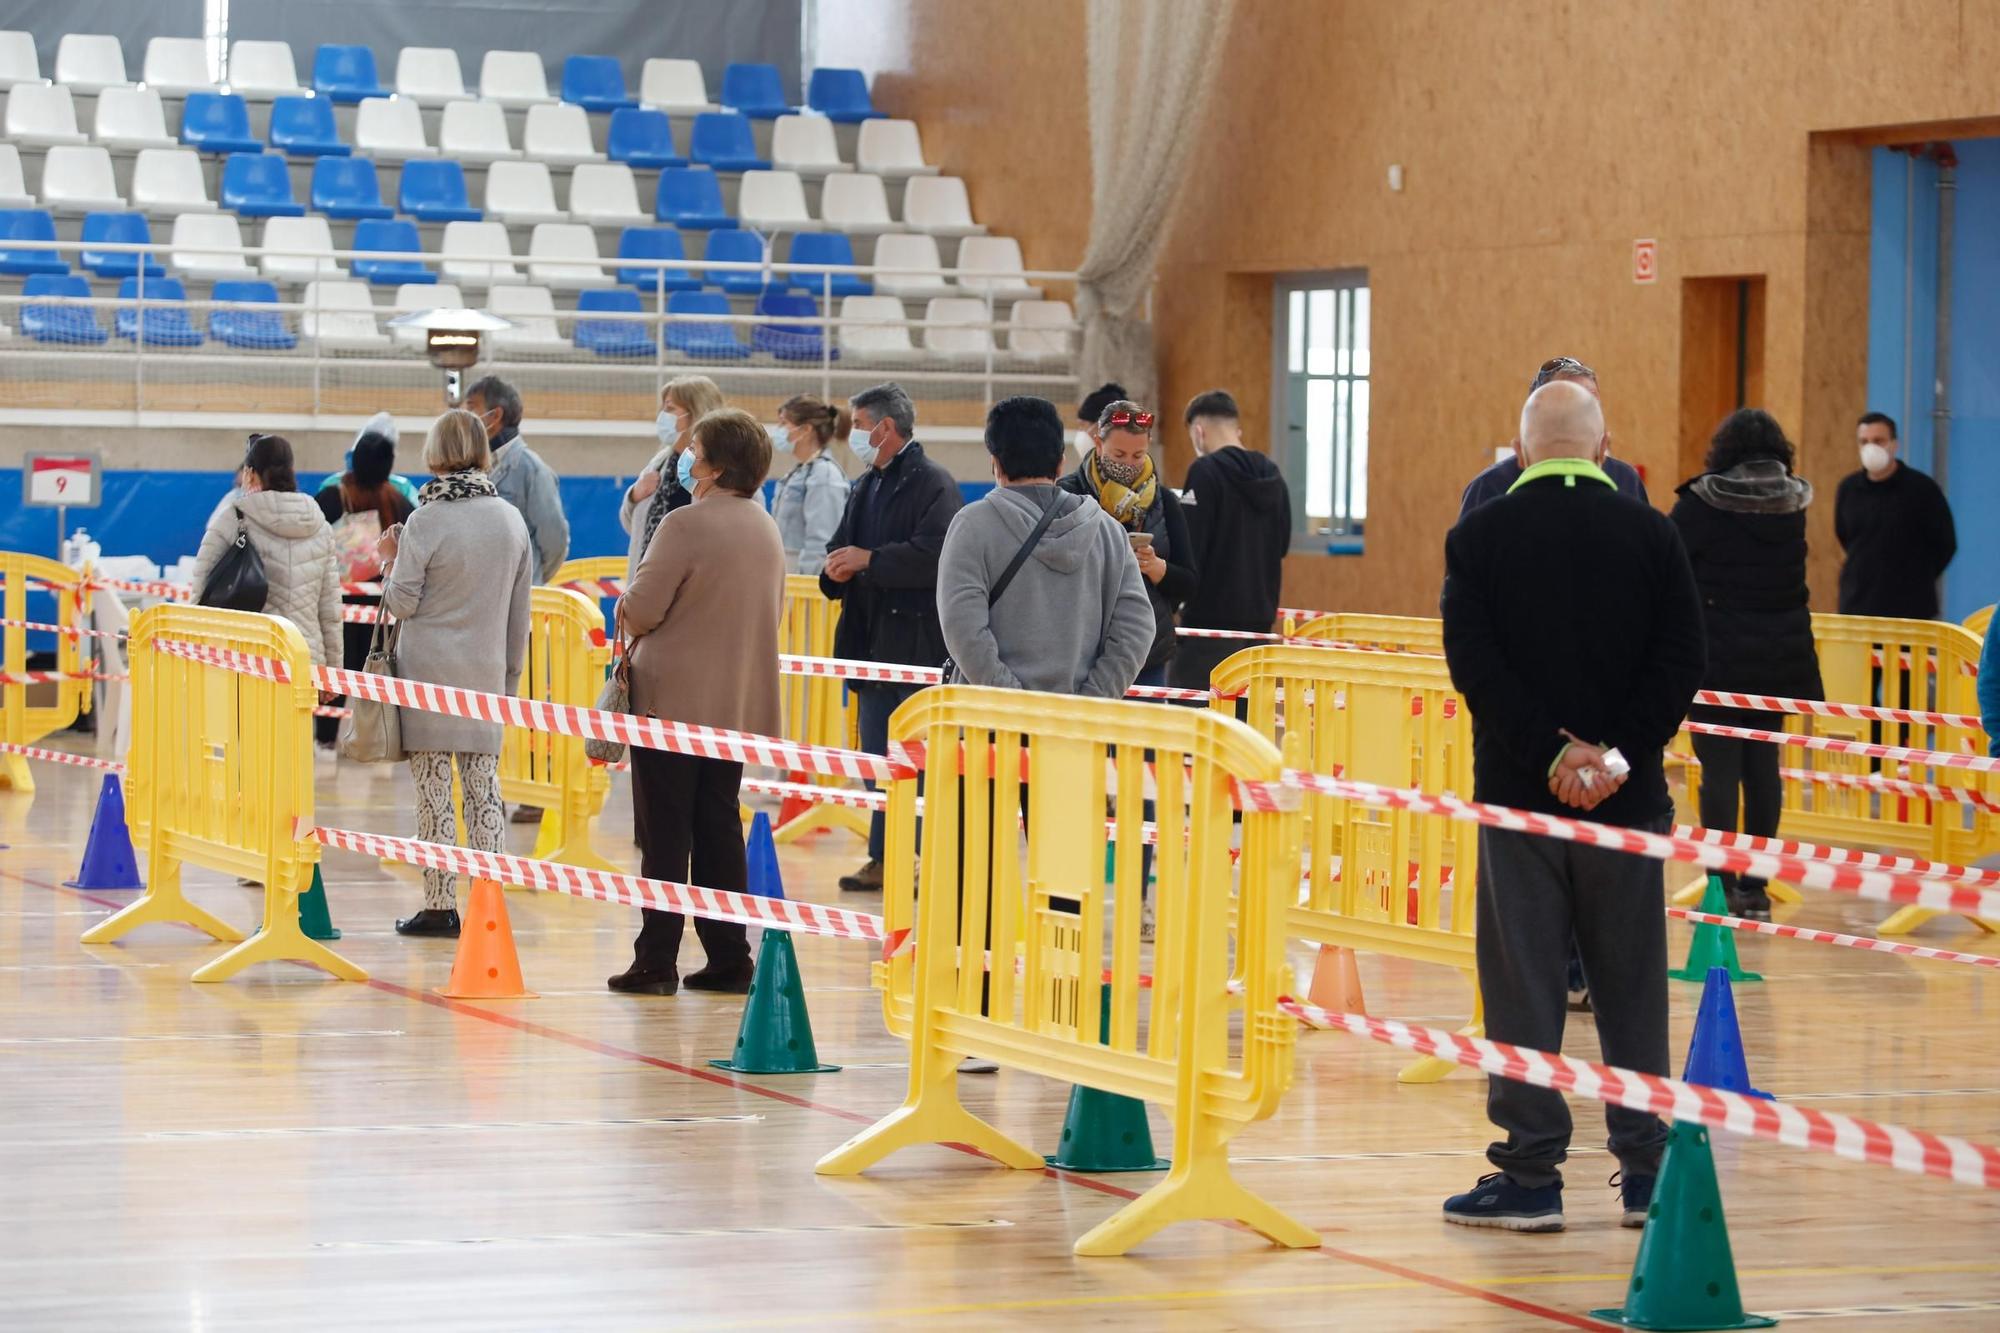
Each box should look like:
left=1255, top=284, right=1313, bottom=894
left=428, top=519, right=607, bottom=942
left=302, top=280, right=389, bottom=351
left=526, top=223, right=613, bottom=290
left=40, top=146, right=126, bottom=214
left=837, top=294, right=920, bottom=361
left=0, top=146, right=33, bottom=208
left=54, top=34, right=131, bottom=94
left=922, top=296, right=994, bottom=357
left=262, top=215, right=346, bottom=281
left=354, top=96, right=434, bottom=159
left=6, top=84, right=89, bottom=146
left=0, top=29, right=41, bottom=89
left=566, top=163, right=645, bottom=225
left=955, top=235, right=1037, bottom=299
left=736, top=170, right=812, bottom=231
left=870, top=232, right=954, bottom=299
left=170, top=212, right=256, bottom=280
left=484, top=160, right=566, bottom=223
left=901, top=175, right=985, bottom=237
left=93, top=87, right=178, bottom=150
left=523, top=102, right=604, bottom=165
left=1008, top=299, right=1074, bottom=360
left=391, top=281, right=463, bottom=346
left=770, top=115, right=844, bottom=177
left=395, top=47, right=470, bottom=106
left=131, top=148, right=217, bottom=214
left=440, top=220, right=524, bottom=287
left=479, top=50, right=554, bottom=109
left=438, top=99, right=519, bottom=162
left=488, top=283, right=570, bottom=351
left=856, top=119, right=937, bottom=178
left=639, top=57, right=714, bottom=114
left=142, top=37, right=217, bottom=95
left=228, top=41, right=306, bottom=99
left=817, top=172, right=897, bottom=236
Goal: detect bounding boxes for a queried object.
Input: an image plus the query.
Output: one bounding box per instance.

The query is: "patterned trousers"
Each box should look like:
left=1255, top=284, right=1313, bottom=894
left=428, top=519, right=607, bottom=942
left=407, top=750, right=505, bottom=910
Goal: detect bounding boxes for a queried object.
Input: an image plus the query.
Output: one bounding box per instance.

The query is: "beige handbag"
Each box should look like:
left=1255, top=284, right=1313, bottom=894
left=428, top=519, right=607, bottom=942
left=336, top=615, right=404, bottom=764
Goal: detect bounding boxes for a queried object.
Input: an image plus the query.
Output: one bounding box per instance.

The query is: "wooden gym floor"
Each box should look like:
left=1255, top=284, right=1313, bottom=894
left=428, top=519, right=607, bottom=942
left=3, top=752, right=1999, bottom=1330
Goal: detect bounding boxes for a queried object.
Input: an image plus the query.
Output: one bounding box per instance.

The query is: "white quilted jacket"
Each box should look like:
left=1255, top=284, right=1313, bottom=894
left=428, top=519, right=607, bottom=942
left=188, top=490, right=343, bottom=666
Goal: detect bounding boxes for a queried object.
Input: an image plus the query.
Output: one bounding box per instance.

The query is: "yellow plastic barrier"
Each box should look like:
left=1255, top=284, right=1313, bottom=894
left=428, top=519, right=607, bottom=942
left=1967, top=604, right=1994, bottom=638
left=1293, top=612, right=1443, bottom=656
left=0, top=552, right=92, bottom=795
left=817, top=686, right=1316, bottom=1257
left=549, top=555, right=626, bottom=601
left=81, top=605, right=364, bottom=982
left=772, top=573, right=868, bottom=843
left=1214, top=645, right=1479, bottom=1084
left=500, top=585, right=616, bottom=871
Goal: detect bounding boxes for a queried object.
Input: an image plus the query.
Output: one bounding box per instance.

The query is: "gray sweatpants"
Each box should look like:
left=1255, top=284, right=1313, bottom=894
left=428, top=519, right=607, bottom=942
left=1475, top=817, right=1672, bottom=1188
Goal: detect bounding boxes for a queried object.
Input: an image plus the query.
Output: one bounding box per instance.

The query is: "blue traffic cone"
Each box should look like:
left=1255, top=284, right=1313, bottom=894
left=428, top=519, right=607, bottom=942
left=1681, top=966, right=1771, bottom=1099
left=746, top=812, right=783, bottom=899
left=65, top=772, right=142, bottom=890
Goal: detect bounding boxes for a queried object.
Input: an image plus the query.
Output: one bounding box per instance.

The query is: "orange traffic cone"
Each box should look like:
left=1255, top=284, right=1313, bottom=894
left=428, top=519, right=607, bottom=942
left=776, top=770, right=814, bottom=829
left=436, top=877, right=536, bottom=999
left=1305, top=944, right=1365, bottom=1017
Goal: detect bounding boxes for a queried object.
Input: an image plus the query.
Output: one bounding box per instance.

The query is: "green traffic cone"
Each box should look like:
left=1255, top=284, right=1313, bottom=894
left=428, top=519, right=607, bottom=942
left=1590, top=1121, right=1775, bottom=1330
left=1670, top=875, right=1760, bottom=983
left=1045, top=984, right=1169, bottom=1173
left=708, top=929, right=838, bottom=1074
left=298, top=865, right=341, bottom=941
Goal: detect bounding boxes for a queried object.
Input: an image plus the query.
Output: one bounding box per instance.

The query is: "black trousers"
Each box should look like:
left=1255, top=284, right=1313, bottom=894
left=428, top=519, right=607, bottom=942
left=314, top=603, right=377, bottom=745
left=1476, top=818, right=1672, bottom=1188
left=1689, top=706, right=1782, bottom=898
left=1166, top=633, right=1240, bottom=693
left=629, top=747, right=753, bottom=975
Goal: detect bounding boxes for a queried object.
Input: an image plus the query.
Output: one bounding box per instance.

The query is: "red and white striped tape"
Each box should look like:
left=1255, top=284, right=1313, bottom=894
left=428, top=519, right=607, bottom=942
left=1695, top=690, right=1984, bottom=731
left=1671, top=824, right=2000, bottom=888
left=559, top=577, right=625, bottom=599
left=151, top=637, right=297, bottom=684
left=1684, top=719, right=1999, bottom=772
left=0, top=741, right=125, bottom=772
left=1285, top=1000, right=2000, bottom=1190
left=777, top=653, right=1216, bottom=703
left=340, top=604, right=381, bottom=624
left=0, top=618, right=126, bottom=642
left=1667, top=907, right=2000, bottom=968
left=1780, top=766, right=2000, bottom=813
left=313, top=704, right=352, bottom=719
left=92, top=576, right=190, bottom=601
left=0, top=669, right=126, bottom=685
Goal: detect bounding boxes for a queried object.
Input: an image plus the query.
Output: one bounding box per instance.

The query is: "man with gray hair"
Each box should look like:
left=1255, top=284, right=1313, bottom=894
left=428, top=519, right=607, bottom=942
left=466, top=375, right=568, bottom=584
left=1439, top=379, right=1705, bottom=1233
left=820, top=382, right=962, bottom=894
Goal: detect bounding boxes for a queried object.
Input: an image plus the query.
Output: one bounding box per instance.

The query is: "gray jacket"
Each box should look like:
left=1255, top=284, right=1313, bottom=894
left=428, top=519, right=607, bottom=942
left=189, top=489, right=342, bottom=668
left=937, top=484, right=1151, bottom=698
left=772, top=452, right=850, bottom=576
left=381, top=493, right=533, bottom=754
left=488, top=430, right=569, bottom=582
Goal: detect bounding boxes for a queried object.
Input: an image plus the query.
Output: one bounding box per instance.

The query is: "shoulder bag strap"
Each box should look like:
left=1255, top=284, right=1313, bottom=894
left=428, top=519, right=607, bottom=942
left=988, top=491, right=1063, bottom=607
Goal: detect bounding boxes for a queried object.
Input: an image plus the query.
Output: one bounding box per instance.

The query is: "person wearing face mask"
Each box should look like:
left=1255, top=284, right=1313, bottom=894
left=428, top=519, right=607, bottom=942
left=621, top=376, right=726, bottom=583
left=1172, top=388, right=1293, bottom=692
left=771, top=393, right=853, bottom=575
left=462, top=375, right=568, bottom=584
left=1835, top=412, right=1958, bottom=620
left=608, top=408, right=785, bottom=996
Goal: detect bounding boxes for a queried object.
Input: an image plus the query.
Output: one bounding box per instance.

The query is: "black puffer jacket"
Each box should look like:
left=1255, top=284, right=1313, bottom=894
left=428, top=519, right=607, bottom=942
left=1669, top=460, right=1824, bottom=701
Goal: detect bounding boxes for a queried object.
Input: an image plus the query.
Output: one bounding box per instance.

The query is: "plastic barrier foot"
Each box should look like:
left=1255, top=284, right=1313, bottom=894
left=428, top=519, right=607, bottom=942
left=65, top=772, right=143, bottom=890
left=80, top=869, right=247, bottom=947
left=1072, top=1151, right=1320, bottom=1257
left=1670, top=876, right=1762, bottom=983
left=1877, top=904, right=2000, bottom=937
left=709, top=929, right=838, bottom=1074
left=436, top=877, right=534, bottom=999
left=297, top=864, right=340, bottom=941
left=191, top=874, right=366, bottom=982
left=532, top=803, right=620, bottom=874
left=1589, top=1122, right=1774, bottom=1330
left=0, top=751, right=35, bottom=794
left=816, top=1049, right=1043, bottom=1176
left=1681, top=966, right=1771, bottom=1099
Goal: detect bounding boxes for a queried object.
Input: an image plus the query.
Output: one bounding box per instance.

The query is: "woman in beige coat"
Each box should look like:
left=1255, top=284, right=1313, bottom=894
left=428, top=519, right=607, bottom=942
left=608, top=408, right=785, bottom=996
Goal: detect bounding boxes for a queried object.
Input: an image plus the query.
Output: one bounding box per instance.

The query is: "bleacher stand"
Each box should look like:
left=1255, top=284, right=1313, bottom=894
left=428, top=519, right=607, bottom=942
left=23, top=273, right=108, bottom=342
left=771, top=115, right=845, bottom=177
left=615, top=227, right=701, bottom=291
left=665, top=289, right=748, bottom=360
left=608, top=108, right=686, bottom=170
left=487, top=283, right=568, bottom=352
left=0, top=29, right=41, bottom=88
left=902, top=175, right=985, bottom=236
left=54, top=34, right=131, bottom=94
left=440, top=219, right=524, bottom=286
left=720, top=62, right=792, bottom=119
left=94, top=88, right=179, bottom=150
left=269, top=96, right=351, bottom=157
left=702, top=228, right=768, bottom=295
left=656, top=166, right=734, bottom=229
left=80, top=211, right=164, bottom=279
left=439, top=100, right=520, bottom=162
left=399, top=159, right=483, bottom=222
left=41, top=146, right=126, bottom=214
left=639, top=58, right=716, bottom=115
left=0, top=147, right=32, bottom=208
left=354, top=96, right=434, bottom=159
left=736, top=169, right=813, bottom=231
left=691, top=112, right=770, bottom=172
left=395, top=47, right=470, bottom=106
left=131, top=149, right=217, bottom=214
left=352, top=218, right=436, bottom=285
left=818, top=172, right=897, bottom=234
left=857, top=119, right=938, bottom=176
left=871, top=232, right=956, bottom=299
left=313, top=44, right=389, bottom=103
left=168, top=213, right=255, bottom=280
left=220, top=152, right=306, bottom=218
left=260, top=214, right=345, bottom=281
left=562, top=55, right=636, bottom=113
left=7, top=84, right=89, bottom=146
left=116, top=275, right=205, bottom=346
left=569, top=164, right=647, bottom=225
left=141, top=37, right=215, bottom=95
left=527, top=222, right=614, bottom=290
left=574, top=286, right=652, bottom=356
left=179, top=93, right=263, bottom=155
left=227, top=40, right=307, bottom=99
left=807, top=68, right=882, bottom=122
left=485, top=160, right=567, bottom=223
left=479, top=50, right=555, bottom=108
left=311, top=158, right=395, bottom=219
left=0, top=209, right=70, bottom=275
left=524, top=103, right=605, bottom=164
left=302, top=279, right=390, bottom=350
left=788, top=232, right=871, bottom=297
left=207, top=279, right=296, bottom=348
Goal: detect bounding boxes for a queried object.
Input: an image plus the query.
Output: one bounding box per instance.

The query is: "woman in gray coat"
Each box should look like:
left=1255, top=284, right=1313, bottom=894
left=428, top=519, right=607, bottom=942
left=377, top=409, right=534, bottom=937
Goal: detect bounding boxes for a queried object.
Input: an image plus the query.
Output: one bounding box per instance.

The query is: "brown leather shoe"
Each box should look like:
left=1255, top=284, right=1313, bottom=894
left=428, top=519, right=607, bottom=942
left=510, top=805, right=544, bottom=825
left=838, top=859, right=884, bottom=893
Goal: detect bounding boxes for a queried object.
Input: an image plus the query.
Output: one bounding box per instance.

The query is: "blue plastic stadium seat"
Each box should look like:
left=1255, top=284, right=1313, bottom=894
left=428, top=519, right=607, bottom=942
left=180, top=92, right=264, bottom=155
left=607, top=107, right=685, bottom=170
left=398, top=159, right=482, bottom=223
left=221, top=152, right=306, bottom=217
left=80, top=212, right=166, bottom=281
left=312, top=44, right=387, bottom=103
left=0, top=209, right=68, bottom=276
left=269, top=95, right=350, bottom=157
left=786, top=232, right=870, bottom=298
left=22, top=275, right=108, bottom=345
left=309, top=158, right=393, bottom=220
left=753, top=286, right=835, bottom=362
left=561, top=55, right=635, bottom=113
left=209, top=279, right=298, bottom=349
left=721, top=63, right=791, bottom=119
left=690, top=112, right=770, bottom=172
left=654, top=167, right=733, bottom=229
left=352, top=218, right=435, bottom=285
left=664, top=289, right=748, bottom=361
left=701, top=228, right=766, bottom=296
left=615, top=227, right=702, bottom=291
left=116, top=276, right=204, bottom=346
left=574, top=288, right=654, bottom=358
left=806, top=68, right=880, bottom=123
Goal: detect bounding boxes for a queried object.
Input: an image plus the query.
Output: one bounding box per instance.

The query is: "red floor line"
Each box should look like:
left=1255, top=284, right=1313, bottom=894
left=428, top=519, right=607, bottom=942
left=18, top=867, right=1588, bottom=1326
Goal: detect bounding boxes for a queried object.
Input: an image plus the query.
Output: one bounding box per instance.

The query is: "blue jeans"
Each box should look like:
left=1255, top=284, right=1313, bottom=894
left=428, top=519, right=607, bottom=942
left=857, top=681, right=921, bottom=862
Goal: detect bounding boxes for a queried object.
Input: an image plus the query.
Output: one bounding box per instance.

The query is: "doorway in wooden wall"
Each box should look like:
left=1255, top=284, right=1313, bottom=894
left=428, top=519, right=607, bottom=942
left=1678, top=276, right=1767, bottom=481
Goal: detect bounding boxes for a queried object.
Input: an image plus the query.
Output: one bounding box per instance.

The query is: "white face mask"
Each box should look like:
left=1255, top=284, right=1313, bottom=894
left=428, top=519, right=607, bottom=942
left=1860, top=442, right=1893, bottom=474
left=656, top=410, right=679, bottom=449
left=849, top=423, right=882, bottom=468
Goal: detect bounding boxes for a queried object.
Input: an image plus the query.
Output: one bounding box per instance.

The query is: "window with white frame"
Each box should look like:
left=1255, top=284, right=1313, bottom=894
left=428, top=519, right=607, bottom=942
left=1272, top=271, right=1370, bottom=549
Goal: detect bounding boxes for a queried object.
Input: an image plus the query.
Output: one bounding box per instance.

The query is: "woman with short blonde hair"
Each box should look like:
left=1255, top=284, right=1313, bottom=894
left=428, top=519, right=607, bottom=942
left=620, top=375, right=726, bottom=580
left=423, top=407, right=492, bottom=474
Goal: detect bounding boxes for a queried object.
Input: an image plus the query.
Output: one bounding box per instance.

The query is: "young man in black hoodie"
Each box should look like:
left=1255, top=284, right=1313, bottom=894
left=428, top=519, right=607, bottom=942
left=1169, top=390, right=1293, bottom=691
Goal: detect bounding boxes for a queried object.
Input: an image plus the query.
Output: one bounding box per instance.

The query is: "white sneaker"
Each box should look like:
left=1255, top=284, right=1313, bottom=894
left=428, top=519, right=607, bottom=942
left=1139, top=899, right=1156, bottom=943
left=958, top=1056, right=998, bottom=1073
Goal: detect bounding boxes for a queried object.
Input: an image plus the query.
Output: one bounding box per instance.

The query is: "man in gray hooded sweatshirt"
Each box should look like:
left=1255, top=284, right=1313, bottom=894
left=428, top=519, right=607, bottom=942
left=939, top=395, right=1152, bottom=697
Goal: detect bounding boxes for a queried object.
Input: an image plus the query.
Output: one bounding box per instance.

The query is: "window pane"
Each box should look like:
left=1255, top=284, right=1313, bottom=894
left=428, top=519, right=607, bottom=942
left=1287, top=289, right=1304, bottom=374
left=1307, top=289, right=1335, bottom=376
left=1335, top=288, right=1351, bottom=376
left=1352, top=285, right=1371, bottom=377
left=1333, top=379, right=1350, bottom=521
left=1351, top=379, right=1371, bottom=522
left=1304, top=377, right=1334, bottom=521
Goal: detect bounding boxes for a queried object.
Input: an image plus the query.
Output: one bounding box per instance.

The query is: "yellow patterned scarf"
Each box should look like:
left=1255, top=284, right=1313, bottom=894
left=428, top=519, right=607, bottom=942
left=1083, top=450, right=1158, bottom=527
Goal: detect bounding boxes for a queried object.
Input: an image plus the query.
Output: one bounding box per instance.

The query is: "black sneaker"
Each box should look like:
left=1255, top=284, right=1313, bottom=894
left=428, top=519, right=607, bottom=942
left=1443, top=1172, right=1564, bottom=1232
left=838, top=859, right=884, bottom=893
left=394, top=908, right=460, bottom=938
left=1612, top=1170, right=1655, bottom=1228
left=607, top=967, right=678, bottom=996
left=683, top=963, right=755, bottom=994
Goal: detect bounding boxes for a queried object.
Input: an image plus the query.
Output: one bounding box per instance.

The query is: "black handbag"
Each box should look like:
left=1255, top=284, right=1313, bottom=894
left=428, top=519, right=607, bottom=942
left=198, top=507, right=270, bottom=612
left=942, top=491, right=1063, bottom=684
